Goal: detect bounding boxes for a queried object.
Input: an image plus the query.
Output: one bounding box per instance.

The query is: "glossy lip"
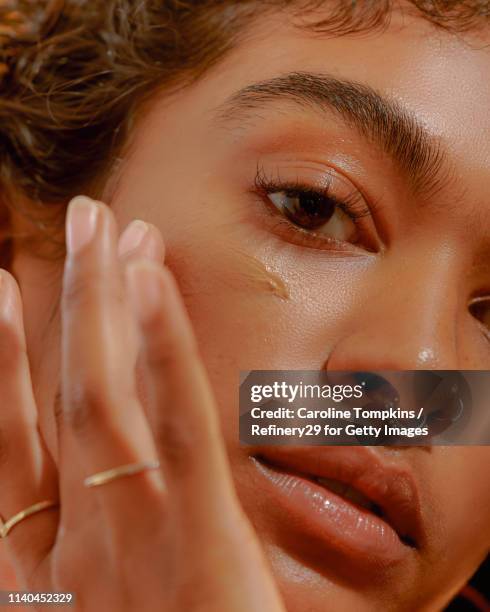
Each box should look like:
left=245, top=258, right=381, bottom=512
left=251, top=446, right=424, bottom=567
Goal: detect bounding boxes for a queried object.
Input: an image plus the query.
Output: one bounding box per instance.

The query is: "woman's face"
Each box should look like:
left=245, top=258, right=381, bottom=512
left=25, top=6, right=490, bottom=611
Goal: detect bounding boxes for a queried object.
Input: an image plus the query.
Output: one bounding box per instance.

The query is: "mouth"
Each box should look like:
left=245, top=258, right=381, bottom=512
left=251, top=446, right=424, bottom=567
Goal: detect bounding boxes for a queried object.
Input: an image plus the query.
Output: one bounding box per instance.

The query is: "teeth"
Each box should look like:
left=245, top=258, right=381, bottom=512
left=316, top=477, right=375, bottom=512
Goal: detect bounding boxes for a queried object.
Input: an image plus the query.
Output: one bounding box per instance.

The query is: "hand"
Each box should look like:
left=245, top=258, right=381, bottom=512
left=0, top=197, right=285, bottom=612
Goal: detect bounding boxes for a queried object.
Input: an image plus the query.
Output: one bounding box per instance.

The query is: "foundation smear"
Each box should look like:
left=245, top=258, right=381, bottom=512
left=231, top=249, right=290, bottom=300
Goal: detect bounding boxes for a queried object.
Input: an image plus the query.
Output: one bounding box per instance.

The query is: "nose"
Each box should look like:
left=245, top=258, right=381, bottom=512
left=325, top=247, right=463, bottom=371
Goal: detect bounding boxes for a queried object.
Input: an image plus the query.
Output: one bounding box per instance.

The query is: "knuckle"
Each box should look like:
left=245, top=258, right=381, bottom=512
left=144, top=319, right=198, bottom=371
left=63, top=381, right=113, bottom=437
left=154, top=418, right=200, bottom=474
left=63, top=270, right=124, bottom=311
left=62, top=261, right=89, bottom=307
left=145, top=340, right=176, bottom=372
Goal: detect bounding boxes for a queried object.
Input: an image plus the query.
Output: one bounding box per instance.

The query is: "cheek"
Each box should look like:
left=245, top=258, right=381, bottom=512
left=164, top=222, right=373, bottom=439
left=113, top=162, right=375, bottom=416
left=424, top=448, right=490, bottom=569
left=168, top=237, right=367, bottom=366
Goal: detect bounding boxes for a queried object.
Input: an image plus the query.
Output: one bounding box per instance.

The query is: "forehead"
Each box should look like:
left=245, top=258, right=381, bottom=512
left=197, top=8, right=490, bottom=184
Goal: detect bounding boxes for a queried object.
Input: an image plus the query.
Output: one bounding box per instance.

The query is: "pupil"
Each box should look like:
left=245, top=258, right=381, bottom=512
left=284, top=190, right=336, bottom=230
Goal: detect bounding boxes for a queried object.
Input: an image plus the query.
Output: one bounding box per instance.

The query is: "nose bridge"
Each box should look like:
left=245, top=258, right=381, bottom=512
left=326, top=248, right=461, bottom=371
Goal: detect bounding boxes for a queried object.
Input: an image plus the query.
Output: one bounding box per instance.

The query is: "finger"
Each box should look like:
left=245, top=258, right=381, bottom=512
left=126, top=260, right=237, bottom=519
left=126, top=261, right=286, bottom=612
left=56, top=216, right=164, bottom=536
left=118, top=220, right=166, bottom=422
left=60, top=197, right=164, bottom=536
left=0, top=270, right=58, bottom=578
left=118, top=220, right=165, bottom=264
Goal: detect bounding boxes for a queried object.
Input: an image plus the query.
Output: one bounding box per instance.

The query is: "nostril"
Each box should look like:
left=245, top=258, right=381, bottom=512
left=469, top=296, right=490, bottom=338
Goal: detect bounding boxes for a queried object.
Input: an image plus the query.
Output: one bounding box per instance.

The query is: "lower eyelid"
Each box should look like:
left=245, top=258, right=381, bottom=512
left=258, top=199, right=370, bottom=255
left=247, top=173, right=380, bottom=254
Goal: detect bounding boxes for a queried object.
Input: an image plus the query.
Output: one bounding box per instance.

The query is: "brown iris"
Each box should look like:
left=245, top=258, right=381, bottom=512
left=272, top=189, right=336, bottom=230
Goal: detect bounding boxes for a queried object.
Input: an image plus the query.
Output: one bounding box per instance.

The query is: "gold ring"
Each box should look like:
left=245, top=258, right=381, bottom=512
left=84, top=460, right=160, bottom=488
left=0, top=501, right=58, bottom=539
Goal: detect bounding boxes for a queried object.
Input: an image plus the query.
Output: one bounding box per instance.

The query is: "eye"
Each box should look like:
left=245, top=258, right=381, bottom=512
left=267, top=189, right=357, bottom=242
left=469, top=297, right=490, bottom=337
left=252, top=165, right=380, bottom=252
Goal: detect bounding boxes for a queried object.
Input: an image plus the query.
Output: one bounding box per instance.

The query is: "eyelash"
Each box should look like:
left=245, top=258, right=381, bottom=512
left=252, top=165, right=376, bottom=252
left=249, top=167, right=490, bottom=341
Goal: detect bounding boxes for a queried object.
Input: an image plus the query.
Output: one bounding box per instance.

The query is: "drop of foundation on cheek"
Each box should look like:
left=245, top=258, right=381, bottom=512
left=231, top=250, right=290, bottom=300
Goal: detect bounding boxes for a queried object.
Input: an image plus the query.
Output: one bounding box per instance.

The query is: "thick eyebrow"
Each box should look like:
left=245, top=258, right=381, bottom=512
left=214, top=72, right=449, bottom=195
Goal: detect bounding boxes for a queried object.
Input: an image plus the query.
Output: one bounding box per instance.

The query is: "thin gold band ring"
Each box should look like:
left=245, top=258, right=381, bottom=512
left=84, top=460, right=160, bottom=488
left=0, top=501, right=58, bottom=539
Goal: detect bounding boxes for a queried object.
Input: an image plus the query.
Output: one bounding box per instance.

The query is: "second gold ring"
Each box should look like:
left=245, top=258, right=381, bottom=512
left=84, top=460, right=161, bottom=488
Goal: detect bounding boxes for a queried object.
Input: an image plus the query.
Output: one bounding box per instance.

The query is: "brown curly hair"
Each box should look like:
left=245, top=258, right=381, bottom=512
left=0, top=0, right=489, bottom=264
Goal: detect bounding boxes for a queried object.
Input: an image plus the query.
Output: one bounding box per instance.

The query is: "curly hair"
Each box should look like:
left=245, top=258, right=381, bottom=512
left=0, top=0, right=489, bottom=262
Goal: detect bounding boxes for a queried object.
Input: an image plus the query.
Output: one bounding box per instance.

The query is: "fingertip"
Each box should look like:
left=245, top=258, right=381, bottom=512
left=118, top=220, right=165, bottom=263
left=118, top=220, right=149, bottom=256
left=65, top=196, right=101, bottom=255
left=145, top=223, right=166, bottom=262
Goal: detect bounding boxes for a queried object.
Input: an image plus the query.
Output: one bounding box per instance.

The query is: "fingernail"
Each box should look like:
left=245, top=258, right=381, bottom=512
left=126, top=261, right=163, bottom=322
left=118, top=220, right=149, bottom=256
left=66, top=196, right=99, bottom=255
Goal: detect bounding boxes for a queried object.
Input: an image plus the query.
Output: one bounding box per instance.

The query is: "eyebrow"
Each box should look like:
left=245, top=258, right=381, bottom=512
left=215, top=71, right=449, bottom=195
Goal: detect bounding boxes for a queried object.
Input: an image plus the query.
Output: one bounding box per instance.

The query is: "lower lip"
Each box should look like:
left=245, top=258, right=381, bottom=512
left=253, top=458, right=410, bottom=567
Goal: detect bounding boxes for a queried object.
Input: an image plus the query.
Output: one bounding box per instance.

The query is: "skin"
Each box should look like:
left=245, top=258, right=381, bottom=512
left=1, top=5, right=490, bottom=611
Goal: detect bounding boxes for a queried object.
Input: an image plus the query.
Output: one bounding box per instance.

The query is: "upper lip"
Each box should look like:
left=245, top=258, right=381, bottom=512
left=254, top=446, right=425, bottom=548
